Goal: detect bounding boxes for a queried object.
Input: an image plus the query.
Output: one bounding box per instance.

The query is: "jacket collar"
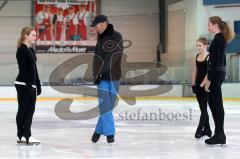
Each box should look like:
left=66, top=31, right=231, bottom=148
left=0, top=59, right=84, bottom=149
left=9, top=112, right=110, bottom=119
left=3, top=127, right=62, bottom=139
left=99, top=24, right=114, bottom=40
left=21, top=43, right=29, bottom=48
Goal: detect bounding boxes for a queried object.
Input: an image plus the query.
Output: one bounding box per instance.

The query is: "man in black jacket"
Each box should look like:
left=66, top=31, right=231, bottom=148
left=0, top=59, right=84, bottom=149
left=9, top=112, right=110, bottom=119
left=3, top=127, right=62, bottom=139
left=91, top=15, right=123, bottom=143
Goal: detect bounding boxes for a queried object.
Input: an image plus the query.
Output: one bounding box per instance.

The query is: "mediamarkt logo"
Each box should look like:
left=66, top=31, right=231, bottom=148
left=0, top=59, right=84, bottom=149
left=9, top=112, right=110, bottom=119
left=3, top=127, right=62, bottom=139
left=47, top=46, right=87, bottom=53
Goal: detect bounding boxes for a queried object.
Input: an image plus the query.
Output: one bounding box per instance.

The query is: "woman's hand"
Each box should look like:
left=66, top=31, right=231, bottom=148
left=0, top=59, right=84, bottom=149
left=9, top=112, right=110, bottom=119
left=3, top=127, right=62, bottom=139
left=205, top=80, right=211, bottom=92
left=200, top=81, right=206, bottom=87
left=200, top=75, right=208, bottom=87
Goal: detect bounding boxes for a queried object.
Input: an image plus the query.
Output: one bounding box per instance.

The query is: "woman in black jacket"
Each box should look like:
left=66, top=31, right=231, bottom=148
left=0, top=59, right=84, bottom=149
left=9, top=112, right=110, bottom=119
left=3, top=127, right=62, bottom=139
left=204, top=16, right=234, bottom=145
left=15, top=27, right=42, bottom=145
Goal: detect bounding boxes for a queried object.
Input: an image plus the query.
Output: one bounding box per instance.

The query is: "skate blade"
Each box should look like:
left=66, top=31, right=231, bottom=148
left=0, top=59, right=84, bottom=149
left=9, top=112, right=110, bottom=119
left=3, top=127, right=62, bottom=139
left=17, top=141, right=27, bottom=144
left=206, top=143, right=226, bottom=146
left=27, top=142, right=40, bottom=145
left=18, top=142, right=41, bottom=146
left=107, top=142, right=115, bottom=146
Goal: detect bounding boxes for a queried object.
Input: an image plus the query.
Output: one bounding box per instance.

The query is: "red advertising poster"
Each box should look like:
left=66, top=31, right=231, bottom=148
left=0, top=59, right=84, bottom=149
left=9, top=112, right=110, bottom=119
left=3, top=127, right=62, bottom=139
left=34, top=0, right=99, bottom=53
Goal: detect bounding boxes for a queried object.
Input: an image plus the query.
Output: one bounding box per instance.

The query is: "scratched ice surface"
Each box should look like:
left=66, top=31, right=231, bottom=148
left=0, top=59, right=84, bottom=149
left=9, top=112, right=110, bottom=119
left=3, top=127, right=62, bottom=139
left=1, top=97, right=240, bottom=159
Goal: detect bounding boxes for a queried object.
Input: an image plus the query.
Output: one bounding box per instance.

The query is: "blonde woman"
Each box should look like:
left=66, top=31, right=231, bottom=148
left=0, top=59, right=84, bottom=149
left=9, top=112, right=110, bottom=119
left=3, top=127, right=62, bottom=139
left=15, top=27, right=42, bottom=145
left=205, top=16, right=235, bottom=145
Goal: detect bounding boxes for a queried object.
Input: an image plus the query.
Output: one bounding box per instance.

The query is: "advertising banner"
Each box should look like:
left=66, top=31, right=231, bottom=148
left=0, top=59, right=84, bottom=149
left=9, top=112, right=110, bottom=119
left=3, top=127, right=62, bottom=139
left=34, top=0, right=99, bottom=53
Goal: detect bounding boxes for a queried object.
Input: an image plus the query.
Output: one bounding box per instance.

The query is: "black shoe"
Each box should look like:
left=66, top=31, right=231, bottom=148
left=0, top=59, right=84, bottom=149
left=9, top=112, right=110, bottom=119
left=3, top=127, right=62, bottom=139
left=195, top=132, right=204, bottom=139
left=205, top=133, right=226, bottom=145
left=107, top=135, right=114, bottom=143
left=195, top=127, right=203, bottom=139
left=202, top=128, right=212, bottom=138
left=25, top=137, right=30, bottom=145
left=91, top=132, right=100, bottom=143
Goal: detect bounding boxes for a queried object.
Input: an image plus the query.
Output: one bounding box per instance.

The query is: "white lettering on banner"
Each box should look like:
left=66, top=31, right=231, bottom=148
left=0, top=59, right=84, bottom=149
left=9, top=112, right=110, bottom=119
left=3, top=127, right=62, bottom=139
left=47, top=46, right=87, bottom=53
left=38, top=0, right=57, bottom=4
left=67, top=0, right=95, bottom=3
left=37, top=0, right=94, bottom=4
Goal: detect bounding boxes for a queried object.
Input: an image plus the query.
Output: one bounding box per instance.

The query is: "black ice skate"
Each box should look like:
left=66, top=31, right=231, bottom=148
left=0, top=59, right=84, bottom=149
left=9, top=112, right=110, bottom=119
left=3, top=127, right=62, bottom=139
left=195, top=127, right=203, bottom=139
left=107, top=135, right=114, bottom=143
left=205, top=133, right=226, bottom=145
left=91, top=132, right=101, bottom=143
left=202, top=128, right=212, bottom=138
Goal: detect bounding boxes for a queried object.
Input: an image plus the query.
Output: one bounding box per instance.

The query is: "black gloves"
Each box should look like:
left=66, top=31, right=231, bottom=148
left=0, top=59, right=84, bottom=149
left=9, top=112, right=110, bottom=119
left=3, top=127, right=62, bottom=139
left=192, top=85, right=196, bottom=94
left=27, top=83, right=41, bottom=96
left=94, top=74, right=101, bottom=85
left=37, top=85, right=42, bottom=96
left=94, top=76, right=101, bottom=85
left=26, top=84, right=35, bottom=93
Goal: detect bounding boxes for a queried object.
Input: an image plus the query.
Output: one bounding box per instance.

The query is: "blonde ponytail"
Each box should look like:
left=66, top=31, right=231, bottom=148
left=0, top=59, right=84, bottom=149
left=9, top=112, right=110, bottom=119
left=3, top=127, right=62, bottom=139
left=17, top=37, right=24, bottom=48
left=17, top=26, right=34, bottom=48
left=222, top=21, right=235, bottom=43
left=209, top=16, right=235, bottom=43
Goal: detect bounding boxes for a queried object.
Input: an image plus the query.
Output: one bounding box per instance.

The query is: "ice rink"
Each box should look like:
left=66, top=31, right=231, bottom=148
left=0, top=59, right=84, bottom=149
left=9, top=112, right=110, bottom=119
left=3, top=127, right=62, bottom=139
left=1, top=95, right=240, bottom=159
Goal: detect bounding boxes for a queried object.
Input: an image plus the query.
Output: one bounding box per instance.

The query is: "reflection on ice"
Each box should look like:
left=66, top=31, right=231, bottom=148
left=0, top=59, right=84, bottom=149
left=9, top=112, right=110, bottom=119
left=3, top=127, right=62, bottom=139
left=0, top=99, right=240, bottom=158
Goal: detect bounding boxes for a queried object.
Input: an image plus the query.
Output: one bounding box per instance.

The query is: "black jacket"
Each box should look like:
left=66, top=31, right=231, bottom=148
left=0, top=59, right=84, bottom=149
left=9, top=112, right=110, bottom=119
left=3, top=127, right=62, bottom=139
left=93, top=24, right=123, bottom=82
left=16, top=44, right=41, bottom=89
left=207, top=33, right=226, bottom=81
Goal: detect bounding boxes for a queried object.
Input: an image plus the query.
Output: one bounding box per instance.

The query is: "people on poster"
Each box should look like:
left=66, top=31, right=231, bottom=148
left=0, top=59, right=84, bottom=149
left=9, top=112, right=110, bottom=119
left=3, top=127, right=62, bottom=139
left=65, top=6, right=78, bottom=41
left=77, top=4, right=91, bottom=41
left=35, top=4, right=54, bottom=41
left=53, top=7, right=65, bottom=41
left=34, top=0, right=98, bottom=52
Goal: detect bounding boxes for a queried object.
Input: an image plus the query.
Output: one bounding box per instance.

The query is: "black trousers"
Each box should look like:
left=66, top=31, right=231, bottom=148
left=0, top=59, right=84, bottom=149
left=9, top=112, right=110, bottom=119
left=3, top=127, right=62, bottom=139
left=15, top=85, right=36, bottom=139
left=196, top=87, right=210, bottom=131
left=208, top=71, right=226, bottom=135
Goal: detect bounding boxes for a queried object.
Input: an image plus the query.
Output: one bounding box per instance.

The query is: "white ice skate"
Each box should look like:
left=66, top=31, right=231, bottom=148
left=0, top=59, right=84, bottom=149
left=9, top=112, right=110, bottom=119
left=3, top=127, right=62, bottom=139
left=17, top=137, right=40, bottom=145
left=17, top=137, right=26, bottom=144
left=26, top=136, right=41, bottom=145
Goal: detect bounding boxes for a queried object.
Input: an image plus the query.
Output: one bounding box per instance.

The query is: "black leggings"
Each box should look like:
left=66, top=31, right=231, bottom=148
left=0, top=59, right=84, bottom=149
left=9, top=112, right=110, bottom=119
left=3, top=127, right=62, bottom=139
left=196, top=87, right=210, bottom=131
left=208, top=71, right=226, bottom=135
left=15, top=85, right=36, bottom=139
